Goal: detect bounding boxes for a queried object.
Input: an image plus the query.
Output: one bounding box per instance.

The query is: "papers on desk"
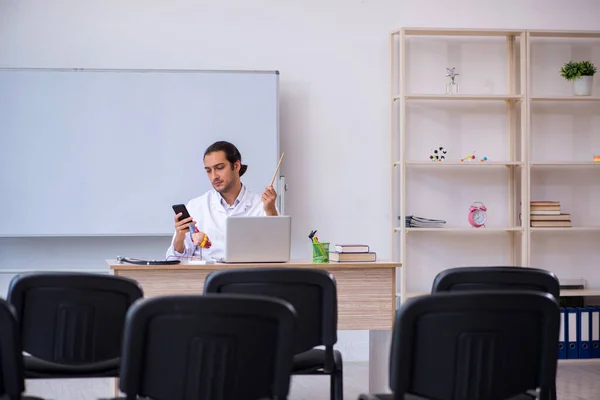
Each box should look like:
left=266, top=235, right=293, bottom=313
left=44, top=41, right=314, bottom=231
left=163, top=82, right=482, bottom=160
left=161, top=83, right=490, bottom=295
left=187, top=260, right=216, bottom=265
left=404, top=215, right=446, bottom=228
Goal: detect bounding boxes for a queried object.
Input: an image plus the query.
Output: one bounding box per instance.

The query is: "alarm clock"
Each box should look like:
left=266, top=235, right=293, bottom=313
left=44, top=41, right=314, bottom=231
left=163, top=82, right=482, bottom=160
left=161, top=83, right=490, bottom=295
left=468, top=202, right=487, bottom=228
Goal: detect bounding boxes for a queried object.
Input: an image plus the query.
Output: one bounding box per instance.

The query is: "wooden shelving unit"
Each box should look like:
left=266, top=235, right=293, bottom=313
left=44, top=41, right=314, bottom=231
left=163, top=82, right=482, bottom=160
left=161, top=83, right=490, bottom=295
left=526, top=29, right=600, bottom=296
left=391, top=27, right=600, bottom=302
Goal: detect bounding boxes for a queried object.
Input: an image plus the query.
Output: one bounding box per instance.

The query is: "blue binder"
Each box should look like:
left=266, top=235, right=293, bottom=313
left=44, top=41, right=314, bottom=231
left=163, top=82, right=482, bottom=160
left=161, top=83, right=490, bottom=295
left=558, top=307, right=567, bottom=359
left=591, top=306, right=600, bottom=358
left=578, top=307, right=591, bottom=359
left=566, top=307, right=578, bottom=359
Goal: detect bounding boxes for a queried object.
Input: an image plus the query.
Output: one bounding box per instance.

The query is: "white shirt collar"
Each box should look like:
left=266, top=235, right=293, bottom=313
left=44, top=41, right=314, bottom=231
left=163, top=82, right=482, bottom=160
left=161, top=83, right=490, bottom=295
left=217, top=184, right=246, bottom=214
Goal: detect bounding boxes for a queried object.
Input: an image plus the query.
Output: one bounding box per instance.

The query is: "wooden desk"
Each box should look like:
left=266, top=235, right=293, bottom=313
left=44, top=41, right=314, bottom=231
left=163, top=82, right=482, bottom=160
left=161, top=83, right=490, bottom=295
left=106, top=258, right=401, bottom=393
left=107, top=259, right=400, bottom=330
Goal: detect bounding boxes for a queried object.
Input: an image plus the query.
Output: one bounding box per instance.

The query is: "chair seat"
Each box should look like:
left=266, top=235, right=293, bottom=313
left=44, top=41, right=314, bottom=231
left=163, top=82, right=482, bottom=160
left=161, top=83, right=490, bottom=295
left=23, top=355, right=120, bottom=378
left=293, top=348, right=342, bottom=374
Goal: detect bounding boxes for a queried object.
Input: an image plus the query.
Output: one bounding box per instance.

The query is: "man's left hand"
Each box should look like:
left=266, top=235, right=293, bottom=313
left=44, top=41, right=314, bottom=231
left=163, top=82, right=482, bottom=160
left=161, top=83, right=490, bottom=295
left=262, top=186, right=278, bottom=216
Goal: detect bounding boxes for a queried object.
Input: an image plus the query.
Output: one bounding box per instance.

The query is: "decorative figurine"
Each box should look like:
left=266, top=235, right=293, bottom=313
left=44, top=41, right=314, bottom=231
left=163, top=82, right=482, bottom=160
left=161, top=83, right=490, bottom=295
left=460, top=150, right=477, bottom=162
left=430, top=146, right=447, bottom=162
left=459, top=150, right=488, bottom=163
left=445, top=67, right=460, bottom=94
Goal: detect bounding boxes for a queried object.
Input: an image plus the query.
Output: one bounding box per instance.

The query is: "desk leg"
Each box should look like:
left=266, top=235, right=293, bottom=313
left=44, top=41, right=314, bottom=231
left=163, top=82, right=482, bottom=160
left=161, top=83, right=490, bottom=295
left=369, top=329, right=392, bottom=394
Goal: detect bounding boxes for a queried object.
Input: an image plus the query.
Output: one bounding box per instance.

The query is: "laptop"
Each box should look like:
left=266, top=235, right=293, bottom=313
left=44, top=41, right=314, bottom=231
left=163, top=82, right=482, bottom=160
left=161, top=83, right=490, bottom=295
left=222, top=216, right=291, bottom=263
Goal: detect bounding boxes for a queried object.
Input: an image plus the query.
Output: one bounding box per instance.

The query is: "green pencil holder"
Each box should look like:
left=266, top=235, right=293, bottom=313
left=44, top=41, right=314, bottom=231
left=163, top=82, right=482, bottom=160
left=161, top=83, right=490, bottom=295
left=312, top=242, right=330, bottom=263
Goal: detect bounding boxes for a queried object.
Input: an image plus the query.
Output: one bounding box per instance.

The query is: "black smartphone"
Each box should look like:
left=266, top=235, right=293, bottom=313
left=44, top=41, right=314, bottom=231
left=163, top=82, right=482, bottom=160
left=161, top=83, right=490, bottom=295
left=172, top=204, right=191, bottom=222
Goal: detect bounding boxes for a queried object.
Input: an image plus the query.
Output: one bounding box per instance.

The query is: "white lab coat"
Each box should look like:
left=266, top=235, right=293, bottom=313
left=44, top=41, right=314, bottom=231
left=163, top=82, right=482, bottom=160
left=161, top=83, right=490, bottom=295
left=165, top=185, right=268, bottom=261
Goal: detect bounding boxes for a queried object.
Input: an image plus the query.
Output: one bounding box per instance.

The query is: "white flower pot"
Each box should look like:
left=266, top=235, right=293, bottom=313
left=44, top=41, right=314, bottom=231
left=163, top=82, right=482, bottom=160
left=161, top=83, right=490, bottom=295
left=573, top=76, right=594, bottom=96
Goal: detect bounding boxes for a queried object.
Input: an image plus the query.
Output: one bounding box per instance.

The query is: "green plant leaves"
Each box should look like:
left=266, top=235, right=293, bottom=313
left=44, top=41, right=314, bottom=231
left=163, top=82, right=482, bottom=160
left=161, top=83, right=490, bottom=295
left=560, top=61, right=597, bottom=81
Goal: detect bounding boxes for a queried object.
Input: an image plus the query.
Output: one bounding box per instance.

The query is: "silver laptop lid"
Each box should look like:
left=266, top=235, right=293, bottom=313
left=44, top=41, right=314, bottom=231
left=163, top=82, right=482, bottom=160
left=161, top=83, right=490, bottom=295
left=224, top=216, right=291, bottom=263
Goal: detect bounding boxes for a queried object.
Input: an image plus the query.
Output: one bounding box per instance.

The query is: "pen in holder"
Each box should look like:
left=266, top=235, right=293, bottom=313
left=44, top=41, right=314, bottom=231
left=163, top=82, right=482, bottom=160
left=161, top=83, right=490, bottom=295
left=312, top=240, right=329, bottom=263
left=308, top=230, right=329, bottom=263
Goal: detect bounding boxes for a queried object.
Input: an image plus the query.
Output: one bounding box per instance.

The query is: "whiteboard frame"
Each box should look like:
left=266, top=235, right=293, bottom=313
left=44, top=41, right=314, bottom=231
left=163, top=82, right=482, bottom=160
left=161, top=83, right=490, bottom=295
left=0, top=67, right=282, bottom=237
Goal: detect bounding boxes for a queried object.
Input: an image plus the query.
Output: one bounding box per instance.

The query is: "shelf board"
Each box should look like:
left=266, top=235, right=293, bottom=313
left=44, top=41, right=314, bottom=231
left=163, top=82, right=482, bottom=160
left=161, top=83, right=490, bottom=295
left=530, top=227, right=600, bottom=232
left=531, top=96, right=600, bottom=102
left=402, top=289, right=600, bottom=299
left=399, top=161, right=523, bottom=167
left=398, top=28, right=524, bottom=37
left=558, top=359, right=600, bottom=364
left=561, top=289, right=600, bottom=297
left=398, top=94, right=522, bottom=101
left=395, top=227, right=523, bottom=233
left=531, top=162, right=600, bottom=167
left=528, top=30, right=600, bottom=39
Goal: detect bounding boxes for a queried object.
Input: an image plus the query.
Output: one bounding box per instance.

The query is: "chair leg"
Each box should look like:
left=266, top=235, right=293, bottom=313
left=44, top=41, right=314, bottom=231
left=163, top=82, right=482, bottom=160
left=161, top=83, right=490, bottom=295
left=330, top=351, right=343, bottom=400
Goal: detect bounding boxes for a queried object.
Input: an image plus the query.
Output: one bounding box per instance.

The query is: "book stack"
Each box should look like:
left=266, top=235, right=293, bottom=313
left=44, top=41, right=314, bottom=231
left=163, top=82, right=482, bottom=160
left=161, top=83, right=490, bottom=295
left=530, top=201, right=572, bottom=228
left=404, top=215, right=446, bottom=228
left=329, top=244, right=376, bottom=262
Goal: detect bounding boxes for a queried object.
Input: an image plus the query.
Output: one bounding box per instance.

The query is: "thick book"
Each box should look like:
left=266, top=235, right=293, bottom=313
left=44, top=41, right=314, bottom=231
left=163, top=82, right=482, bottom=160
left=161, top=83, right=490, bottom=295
left=530, top=214, right=571, bottom=221
left=531, top=220, right=572, bottom=227
left=530, top=210, right=561, bottom=215
left=329, top=252, right=376, bottom=262
left=334, top=244, right=370, bottom=253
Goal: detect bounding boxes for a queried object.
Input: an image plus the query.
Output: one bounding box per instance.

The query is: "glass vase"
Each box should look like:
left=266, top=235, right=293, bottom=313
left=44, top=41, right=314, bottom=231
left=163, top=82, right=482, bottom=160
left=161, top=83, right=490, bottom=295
left=446, top=82, right=459, bottom=94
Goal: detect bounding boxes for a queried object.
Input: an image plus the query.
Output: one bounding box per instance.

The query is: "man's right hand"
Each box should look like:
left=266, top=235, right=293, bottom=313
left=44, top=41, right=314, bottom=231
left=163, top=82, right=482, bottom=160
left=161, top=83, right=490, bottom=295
left=173, top=213, right=195, bottom=253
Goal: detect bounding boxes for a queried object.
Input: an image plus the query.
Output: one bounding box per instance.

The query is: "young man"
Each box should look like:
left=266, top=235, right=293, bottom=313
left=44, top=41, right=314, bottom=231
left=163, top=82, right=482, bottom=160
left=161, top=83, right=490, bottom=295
left=165, top=141, right=278, bottom=261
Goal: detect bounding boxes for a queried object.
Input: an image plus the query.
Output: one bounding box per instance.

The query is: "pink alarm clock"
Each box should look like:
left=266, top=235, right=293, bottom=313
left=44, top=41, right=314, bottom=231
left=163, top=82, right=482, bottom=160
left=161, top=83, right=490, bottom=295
left=468, top=202, right=487, bottom=228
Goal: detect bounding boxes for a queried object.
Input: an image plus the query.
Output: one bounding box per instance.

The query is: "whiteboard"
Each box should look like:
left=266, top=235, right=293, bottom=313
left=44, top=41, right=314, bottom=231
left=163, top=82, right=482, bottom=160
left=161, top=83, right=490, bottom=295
left=0, top=68, right=280, bottom=236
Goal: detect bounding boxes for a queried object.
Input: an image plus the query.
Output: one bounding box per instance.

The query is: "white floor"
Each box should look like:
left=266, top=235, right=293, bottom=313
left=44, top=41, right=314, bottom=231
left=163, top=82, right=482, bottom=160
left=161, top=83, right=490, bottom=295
left=21, top=360, right=600, bottom=400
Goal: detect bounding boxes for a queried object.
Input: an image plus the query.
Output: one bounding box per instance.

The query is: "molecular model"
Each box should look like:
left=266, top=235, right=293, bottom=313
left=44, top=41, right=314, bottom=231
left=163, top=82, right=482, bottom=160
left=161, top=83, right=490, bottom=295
left=430, top=146, right=447, bottom=162
left=461, top=150, right=488, bottom=162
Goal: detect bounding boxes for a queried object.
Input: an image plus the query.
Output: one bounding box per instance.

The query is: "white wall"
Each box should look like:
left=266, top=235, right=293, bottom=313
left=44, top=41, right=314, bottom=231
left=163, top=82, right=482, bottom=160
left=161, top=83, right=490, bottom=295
left=1, top=1, right=600, bottom=398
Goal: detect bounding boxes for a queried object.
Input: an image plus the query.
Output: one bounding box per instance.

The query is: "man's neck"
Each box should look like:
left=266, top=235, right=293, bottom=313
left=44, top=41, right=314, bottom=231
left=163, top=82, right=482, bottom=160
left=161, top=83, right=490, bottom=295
left=221, top=181, right=242, bottom=206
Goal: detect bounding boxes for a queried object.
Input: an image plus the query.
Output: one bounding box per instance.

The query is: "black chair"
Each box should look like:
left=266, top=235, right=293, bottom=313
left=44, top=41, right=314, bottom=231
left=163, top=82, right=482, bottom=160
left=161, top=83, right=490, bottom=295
left=0, top=298, right=45, bottom=400
left=431, top=266, right=560, bottom=400
left=204, top=268, right=343, bottom=400
left=431, top=266, right=560, bottom=299
left=110, top=294, right=296, bottom=400
left=358, top=290, right=560, bottom=400
left=6, top=272, right=143, bottom=379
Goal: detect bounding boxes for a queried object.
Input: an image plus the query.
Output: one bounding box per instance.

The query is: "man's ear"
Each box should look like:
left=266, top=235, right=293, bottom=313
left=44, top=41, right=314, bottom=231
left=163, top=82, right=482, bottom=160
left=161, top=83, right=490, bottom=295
left=233, top=160, right=241, bottom=173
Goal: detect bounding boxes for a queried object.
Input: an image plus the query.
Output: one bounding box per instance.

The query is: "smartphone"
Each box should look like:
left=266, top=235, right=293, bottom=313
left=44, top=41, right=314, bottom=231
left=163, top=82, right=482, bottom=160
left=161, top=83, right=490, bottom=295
left=172, top=204, right=191, bottom=222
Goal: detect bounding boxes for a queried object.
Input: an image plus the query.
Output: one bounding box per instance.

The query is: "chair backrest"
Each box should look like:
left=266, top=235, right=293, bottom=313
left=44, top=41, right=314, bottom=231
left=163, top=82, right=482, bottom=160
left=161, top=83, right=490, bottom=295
left=204, top=267, right=338, bottom=354
left=0, top=299, right=25, bottom=399
left=431, top=266, right=560, bottom=298
left=390, top=291, right=560, bottom=400
left=7, top=272, right=143, bottom=364
left=118, top=294, right=296, bottom=400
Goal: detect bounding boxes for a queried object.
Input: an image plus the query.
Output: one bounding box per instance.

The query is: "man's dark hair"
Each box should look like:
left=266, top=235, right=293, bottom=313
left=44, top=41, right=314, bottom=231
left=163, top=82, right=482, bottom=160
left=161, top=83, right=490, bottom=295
left=204, top=141, right=248, bottom=177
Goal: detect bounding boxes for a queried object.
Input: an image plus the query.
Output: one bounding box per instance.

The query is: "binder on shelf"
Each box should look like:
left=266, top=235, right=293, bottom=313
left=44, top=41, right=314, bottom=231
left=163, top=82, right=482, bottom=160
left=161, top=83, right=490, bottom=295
left=567, top=307, right=578, bottom=359
left=578, top=307, right=591, bottom=359
left=558, top=307, right=567, bottom=360
left=591, top=306, right=600, bottom=358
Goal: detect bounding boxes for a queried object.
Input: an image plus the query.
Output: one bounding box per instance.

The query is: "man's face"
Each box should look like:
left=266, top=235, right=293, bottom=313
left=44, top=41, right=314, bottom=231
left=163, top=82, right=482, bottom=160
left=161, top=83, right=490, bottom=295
left=204, top=151, right=239, bottom=193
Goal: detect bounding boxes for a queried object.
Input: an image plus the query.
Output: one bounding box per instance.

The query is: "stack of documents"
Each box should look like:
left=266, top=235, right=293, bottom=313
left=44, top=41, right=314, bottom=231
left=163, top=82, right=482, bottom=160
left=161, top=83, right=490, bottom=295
left=404, top=215, right=446, bottom=228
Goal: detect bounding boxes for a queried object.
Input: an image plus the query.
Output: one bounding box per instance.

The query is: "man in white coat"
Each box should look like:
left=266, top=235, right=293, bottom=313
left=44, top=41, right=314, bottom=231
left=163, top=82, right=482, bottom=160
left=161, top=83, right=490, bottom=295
left=165, top=141, right=278, bottom=261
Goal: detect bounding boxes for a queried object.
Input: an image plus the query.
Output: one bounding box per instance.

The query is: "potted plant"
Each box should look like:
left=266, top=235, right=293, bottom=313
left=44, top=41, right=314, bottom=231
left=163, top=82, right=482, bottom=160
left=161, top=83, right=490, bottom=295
left=560, top=61, right=597, bottom=96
